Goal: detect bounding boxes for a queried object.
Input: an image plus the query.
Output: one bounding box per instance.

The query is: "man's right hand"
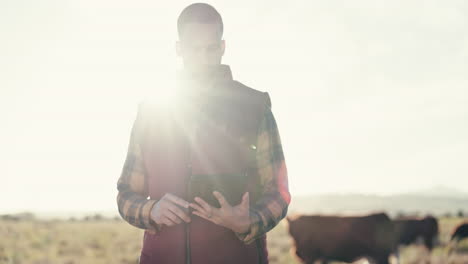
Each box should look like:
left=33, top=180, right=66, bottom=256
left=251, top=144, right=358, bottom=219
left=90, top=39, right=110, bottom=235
left=150, top=193, right=191, bottom=227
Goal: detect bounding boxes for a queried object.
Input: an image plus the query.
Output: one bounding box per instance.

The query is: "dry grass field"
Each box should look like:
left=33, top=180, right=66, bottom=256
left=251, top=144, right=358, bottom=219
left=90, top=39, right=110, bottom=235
left=1, top=216, right=467, bottom=264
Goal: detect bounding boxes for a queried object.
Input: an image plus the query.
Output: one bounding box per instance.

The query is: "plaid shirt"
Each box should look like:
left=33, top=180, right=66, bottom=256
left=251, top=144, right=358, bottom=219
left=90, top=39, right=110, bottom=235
left=117, top=92, right=290, bottom=245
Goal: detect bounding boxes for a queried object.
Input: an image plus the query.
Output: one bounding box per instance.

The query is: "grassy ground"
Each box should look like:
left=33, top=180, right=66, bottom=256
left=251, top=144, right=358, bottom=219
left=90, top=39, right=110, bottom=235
left=0, top=217, right=467, bottom=264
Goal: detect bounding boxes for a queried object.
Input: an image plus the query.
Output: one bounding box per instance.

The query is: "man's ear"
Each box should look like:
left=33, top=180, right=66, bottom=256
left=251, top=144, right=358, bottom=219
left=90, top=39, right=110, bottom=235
left=220, top=39, right=226, bottom=56
left=176, top=41, right=181, bottom=57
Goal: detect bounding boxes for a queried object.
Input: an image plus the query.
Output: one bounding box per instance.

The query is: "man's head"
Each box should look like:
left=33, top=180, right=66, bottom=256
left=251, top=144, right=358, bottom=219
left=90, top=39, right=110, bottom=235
left=176, top=3, right=225, bottom=74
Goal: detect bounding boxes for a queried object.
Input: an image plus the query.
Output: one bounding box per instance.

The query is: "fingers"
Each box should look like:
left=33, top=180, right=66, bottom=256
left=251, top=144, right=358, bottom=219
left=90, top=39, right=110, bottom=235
left=192, top=197, right=216, bottom=220
left=152, top=193, right=191, bottom=226
left=166, top=203, right=191, bottom=223
left=189, top=202, right=207, bottom=215
left=165, top=193, right=189, bottom=208
left=241, top=192, right=249, bottom=209
left=160, top=212, right=180, bottom=226
left=161, top=217, right=173, bottom=226
left=194, top=197, right=213, bottom=213
left=163, top=211, right=182, bottom=225
left=213, top=191, right=230, bottom=208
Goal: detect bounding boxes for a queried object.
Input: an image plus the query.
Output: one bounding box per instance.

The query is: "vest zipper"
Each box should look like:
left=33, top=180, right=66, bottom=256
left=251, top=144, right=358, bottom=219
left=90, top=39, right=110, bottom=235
left=186, top=157, right=192, bottom=264
left=185, top=116, right=195, bottom=264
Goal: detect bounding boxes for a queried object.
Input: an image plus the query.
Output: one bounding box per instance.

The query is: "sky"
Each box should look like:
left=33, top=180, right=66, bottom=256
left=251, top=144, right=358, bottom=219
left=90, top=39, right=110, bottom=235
left=1, top=0, right=467, bottom=213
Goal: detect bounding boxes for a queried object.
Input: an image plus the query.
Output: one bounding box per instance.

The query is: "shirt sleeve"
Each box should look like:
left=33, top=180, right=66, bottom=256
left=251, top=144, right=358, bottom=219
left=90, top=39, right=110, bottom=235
left=235, top=105, right=291, bottom=244
left=116, top=103, right=160, bottom=233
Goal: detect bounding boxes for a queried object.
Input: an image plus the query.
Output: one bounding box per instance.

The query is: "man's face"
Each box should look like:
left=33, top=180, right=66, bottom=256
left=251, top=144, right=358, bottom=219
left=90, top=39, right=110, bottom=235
left=177, top=23, right=225, bottom=73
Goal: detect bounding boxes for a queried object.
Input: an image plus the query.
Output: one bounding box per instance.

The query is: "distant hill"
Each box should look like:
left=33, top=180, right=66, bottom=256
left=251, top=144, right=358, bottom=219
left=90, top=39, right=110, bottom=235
left=408, top=185, right=468, bottom=199
left=289, top=191, right=468, bottom=217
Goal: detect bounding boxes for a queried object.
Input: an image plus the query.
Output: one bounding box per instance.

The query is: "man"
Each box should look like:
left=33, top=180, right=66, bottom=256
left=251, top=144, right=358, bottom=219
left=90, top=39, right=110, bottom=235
left=116, top=3, right=290, bottom=264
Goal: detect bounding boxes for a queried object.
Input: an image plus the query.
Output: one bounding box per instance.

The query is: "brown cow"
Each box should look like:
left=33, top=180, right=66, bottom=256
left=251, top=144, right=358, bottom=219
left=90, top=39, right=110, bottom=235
left=392, top=216, right=439, bottom=251
left=287, top=213, right=395, bottom=264
left=451, top=223, right=468, bottom=242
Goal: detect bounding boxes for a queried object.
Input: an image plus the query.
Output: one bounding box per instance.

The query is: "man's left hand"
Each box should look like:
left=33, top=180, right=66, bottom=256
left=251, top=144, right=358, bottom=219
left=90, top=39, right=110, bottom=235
left=189, top=191, right=250, bottom=234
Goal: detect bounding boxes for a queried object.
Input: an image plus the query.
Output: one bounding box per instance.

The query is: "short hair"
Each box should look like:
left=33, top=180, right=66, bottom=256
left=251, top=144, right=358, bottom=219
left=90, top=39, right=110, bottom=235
left=177, top=3, right=224, bottom=39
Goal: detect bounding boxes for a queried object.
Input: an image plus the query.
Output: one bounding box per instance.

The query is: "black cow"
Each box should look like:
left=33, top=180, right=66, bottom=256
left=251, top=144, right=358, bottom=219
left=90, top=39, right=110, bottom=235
left=392, top=216, right=439, bottom=251
left=287, top=213, right=395, bottom=264
left=451, top=223, right=468, bottom=242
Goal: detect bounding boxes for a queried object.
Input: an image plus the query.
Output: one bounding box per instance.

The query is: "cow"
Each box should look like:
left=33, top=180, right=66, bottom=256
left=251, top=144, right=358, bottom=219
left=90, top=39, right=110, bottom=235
left=392, top=216, right=439, bottom=251
left=451, top=223, right=468, bottom=242
left=286, top=213, right=395, bottom=264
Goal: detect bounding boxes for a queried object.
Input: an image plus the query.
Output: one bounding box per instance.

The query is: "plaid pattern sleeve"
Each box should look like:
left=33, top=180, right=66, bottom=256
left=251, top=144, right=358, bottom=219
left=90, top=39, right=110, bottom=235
left=235, top=106, right=291, bottom=244
left=116, top=103, right=159, bottom=233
